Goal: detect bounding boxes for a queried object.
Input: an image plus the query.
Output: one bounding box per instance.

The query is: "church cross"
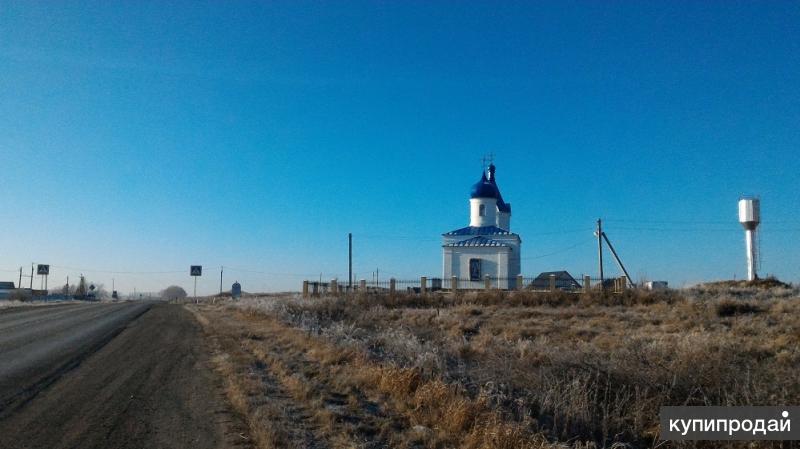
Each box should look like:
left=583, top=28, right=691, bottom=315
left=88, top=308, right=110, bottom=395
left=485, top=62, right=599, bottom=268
left=481, top=152, right=495, bottom=171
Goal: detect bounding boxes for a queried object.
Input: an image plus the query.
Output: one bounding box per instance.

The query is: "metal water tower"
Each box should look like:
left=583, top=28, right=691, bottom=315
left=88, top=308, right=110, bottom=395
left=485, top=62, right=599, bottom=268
left=737, top=197, right=760, bottom=281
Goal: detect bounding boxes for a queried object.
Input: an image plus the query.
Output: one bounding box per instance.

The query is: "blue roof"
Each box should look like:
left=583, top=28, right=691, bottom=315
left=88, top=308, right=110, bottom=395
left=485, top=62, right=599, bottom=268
left=488, top=164, right=511, bottom=213
left=469, top=165, right=511, bottom=214
left=470, top=173, right=499, bottom=199
left=443, top=236, right=509, bottom=247
left=443, top=225, right=512, bottom=236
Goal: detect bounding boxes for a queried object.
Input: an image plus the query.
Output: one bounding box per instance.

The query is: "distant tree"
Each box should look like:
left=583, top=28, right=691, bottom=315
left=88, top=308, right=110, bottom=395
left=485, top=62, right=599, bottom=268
left=47, top=277, right=109, bottom=300
left=160, top=285, right=188, bottom=301
left=92, top=283, right=109, bottom=300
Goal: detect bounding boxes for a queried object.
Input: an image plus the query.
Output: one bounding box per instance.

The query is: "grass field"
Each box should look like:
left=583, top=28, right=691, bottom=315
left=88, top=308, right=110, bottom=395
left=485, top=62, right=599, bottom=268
left=192, top=282, right=799, bottom=449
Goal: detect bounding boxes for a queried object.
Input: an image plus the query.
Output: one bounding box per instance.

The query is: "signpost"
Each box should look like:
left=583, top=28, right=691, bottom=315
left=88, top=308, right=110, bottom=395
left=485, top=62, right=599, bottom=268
left=190, top=265, right=202, bottom=304
left=37, top=264, right=50, bottom=292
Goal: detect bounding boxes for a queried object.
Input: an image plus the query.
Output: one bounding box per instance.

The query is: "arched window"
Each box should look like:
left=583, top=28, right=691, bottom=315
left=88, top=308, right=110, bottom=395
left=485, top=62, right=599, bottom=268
left=469, top=258, right=481, bottom=281
left=479, top=204, right=485, bottom=217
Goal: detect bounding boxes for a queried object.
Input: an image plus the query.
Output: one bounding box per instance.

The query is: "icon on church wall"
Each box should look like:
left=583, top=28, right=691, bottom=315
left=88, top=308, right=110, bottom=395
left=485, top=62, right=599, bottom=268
left=469, top=258, right=481, bottom=281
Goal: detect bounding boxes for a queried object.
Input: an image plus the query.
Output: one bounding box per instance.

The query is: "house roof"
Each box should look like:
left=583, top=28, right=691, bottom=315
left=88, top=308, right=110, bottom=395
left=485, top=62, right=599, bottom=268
left=443, top=225, right=514, bottom=236
left=443, top=236, right=509, bottom=247
left=533, top=271, right=579, bottom=281
left=0, top=282, right=15, bottom=290
left=529, top=271, right=582, bottom=290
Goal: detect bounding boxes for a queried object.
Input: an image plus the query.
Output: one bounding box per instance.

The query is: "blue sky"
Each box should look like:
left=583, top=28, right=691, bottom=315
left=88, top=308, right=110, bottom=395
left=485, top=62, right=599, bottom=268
left=1, top=1, right=798, bottom=294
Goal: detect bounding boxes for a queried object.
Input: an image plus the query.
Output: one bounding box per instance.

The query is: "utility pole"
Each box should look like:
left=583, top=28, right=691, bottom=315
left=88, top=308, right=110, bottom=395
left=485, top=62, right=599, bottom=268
left=29, top=264, right=33, bottom=290
left=219, top=266, right=223, bottom=295
left=348, top=233, right=353, bottom=290
left=596, top=219, right=604, bottom=289
left=19, top=267, right=22, bottom=289
left=601, top=231, right=633, bottom=288
left=66, top=276, right=69, bottom=296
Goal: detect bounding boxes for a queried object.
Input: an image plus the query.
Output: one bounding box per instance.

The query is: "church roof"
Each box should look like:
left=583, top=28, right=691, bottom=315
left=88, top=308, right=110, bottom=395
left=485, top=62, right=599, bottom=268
left=443, top=236, right=509, bottom=247
left=489, top=166, right=511, bottom=213
left=470, top=164, right=512, bottom=213
left=470, top=172, right=499, bottom=199
left=443, top=225, right=513, bottom=236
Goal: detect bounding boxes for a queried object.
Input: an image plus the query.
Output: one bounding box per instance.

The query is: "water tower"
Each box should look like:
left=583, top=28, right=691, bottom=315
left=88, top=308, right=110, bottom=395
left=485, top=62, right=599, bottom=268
left=231, top=281, right=242, bottom=299
left=737, top=197, right=760, bottom=281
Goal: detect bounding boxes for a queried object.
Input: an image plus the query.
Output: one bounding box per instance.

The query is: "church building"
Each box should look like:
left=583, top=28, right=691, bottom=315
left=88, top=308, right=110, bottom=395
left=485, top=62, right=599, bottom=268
left=442, top=163, right=522, bottom=289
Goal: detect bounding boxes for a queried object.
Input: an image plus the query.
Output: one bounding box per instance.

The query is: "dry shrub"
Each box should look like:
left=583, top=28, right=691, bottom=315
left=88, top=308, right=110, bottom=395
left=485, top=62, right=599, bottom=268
left=372, top=365, right=422, bottom=397
left=230, top=286, right=799, bottom=449
left=464, top=415, right=547, bottom=449
left=412, top=381, right=483, bottom=433
left=716, top=299, right=762, bottom=317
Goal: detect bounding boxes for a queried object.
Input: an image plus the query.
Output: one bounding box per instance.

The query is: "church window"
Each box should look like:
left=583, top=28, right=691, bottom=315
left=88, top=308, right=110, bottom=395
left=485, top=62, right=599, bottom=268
left=479, top=204, right=485, bottom=217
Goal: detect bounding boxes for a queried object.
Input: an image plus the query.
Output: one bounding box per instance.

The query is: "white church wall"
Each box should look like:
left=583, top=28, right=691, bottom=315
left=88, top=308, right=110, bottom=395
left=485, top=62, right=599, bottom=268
left=497, top=211, right=510, bottom=230
left=443, top=248, right=453, bottom=280
left=451, top=247, right=510, bottom=288
left=469, top=198, right=498, bottom=227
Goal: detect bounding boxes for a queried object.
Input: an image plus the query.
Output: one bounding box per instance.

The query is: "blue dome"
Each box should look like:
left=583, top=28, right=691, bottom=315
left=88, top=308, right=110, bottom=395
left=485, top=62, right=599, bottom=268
left=470, top=173, right=499, bottom=199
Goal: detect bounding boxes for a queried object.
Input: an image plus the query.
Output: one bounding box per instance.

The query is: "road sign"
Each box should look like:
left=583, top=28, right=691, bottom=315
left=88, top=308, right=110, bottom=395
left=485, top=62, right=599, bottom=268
left=190, top=265, right=202, bottom=276
left=37, top=264, right=50, bottom=275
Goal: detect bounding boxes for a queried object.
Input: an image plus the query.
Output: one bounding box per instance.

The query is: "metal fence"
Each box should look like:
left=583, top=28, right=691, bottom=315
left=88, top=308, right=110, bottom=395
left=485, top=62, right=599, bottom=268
left=302, top=274, right=632, bottom=297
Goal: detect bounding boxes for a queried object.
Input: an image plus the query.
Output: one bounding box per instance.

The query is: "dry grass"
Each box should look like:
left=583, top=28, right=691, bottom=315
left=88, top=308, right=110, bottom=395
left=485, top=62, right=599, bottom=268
left=211, top=284, right=799, bottom=449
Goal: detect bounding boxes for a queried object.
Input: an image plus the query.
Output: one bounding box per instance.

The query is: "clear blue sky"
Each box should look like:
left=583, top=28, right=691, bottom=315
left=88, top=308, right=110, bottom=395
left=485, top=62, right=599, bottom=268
left=1, top=1, right=798, bottom=294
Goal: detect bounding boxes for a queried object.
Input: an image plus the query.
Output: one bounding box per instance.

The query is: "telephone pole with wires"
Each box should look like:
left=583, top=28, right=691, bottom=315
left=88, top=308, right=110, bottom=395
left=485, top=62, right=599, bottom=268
left=596, top=219, right=604, bottom=288
left=348, top=233, right=353, bottom=290
left=595, top=219, right=634, bottom=289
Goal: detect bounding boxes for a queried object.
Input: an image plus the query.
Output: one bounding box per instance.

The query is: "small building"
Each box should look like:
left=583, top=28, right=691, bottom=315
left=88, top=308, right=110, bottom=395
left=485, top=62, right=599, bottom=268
left=231, top=281, right=242, bottom=298
left=0, top=282, right=15, bottom=299
left=530, top=271, right=581, bottom=291
left=443, top=163, right=522, bottom=289
left=645, top=281, right=668, bottom=291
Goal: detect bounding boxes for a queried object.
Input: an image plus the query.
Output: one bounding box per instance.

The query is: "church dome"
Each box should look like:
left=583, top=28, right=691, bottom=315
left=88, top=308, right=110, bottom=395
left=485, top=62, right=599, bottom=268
left=470, top=172, right=499, bottom=199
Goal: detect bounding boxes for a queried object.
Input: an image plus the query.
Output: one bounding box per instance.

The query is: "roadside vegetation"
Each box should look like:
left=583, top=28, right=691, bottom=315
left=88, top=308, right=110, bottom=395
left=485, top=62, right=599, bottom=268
left=193, top=282, right=799, bottom=449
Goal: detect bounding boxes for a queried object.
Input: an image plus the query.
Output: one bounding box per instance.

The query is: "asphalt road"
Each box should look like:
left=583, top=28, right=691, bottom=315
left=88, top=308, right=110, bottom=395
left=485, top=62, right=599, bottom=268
left=0, top=302, right=248, bottom=449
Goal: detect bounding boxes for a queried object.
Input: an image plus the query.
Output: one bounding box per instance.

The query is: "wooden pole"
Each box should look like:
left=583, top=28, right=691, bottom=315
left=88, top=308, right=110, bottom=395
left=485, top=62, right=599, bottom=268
left=597, top=219, right=604, bottom=290
left=348, top=233, right=353, bottom=289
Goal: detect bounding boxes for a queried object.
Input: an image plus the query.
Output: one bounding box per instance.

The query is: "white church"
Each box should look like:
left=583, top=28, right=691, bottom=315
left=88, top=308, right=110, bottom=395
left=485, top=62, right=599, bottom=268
left=442, top=163, right=522, bottom=289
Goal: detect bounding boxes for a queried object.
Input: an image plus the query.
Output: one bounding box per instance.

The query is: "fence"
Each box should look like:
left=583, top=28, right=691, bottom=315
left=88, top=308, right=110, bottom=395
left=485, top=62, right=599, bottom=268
left=302, top=275, right=632, bottom=298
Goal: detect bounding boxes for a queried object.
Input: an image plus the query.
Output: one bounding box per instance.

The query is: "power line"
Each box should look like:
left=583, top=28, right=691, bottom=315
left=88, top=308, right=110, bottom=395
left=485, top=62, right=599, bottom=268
left=356, top=228, right=594, bottom=242
left=221, top=265, right=339, bottom=278
left=521, top=238, right=594, bottom=261
left=607, top=226, right=740, bottom=233
left=604, top=218, right=732, bottom=225
left=607, top=226, right=800, bottom=233
left=49, top=265, right=185, bottom=275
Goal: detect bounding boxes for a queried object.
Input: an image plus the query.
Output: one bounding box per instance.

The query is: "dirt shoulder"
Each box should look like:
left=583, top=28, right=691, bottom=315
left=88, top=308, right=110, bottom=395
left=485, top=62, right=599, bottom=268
left=0, top=303, right=251, bottom=449
left=188, top=304, right=422, bottom=449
